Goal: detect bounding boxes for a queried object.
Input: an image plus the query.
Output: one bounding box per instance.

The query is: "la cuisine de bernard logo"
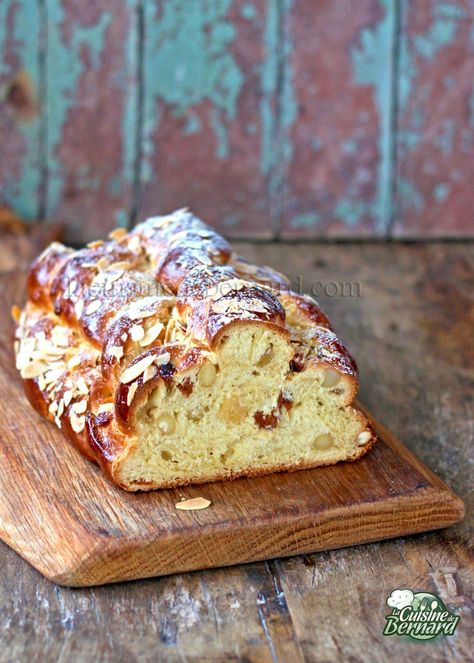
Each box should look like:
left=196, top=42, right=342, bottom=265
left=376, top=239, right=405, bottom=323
left=383, top=589, right=460, bottom=641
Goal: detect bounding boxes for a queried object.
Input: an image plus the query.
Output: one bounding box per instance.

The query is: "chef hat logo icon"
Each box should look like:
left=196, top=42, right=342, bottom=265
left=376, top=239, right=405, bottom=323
left=386, top=589, right=414, bottom=610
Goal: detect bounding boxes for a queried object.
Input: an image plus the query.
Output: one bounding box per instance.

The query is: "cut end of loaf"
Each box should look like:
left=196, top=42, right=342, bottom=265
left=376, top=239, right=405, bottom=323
left=15, top=208, right=376, bottom=491
left=116, top=323, right=375, bottom=490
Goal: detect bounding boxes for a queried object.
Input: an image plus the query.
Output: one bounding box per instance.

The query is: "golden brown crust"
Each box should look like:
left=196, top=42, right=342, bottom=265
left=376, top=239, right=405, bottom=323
left=14, top=209, right=372, bottom=490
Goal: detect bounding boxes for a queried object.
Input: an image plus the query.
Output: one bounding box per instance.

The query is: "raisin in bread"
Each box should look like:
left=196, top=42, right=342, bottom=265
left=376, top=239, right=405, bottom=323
left=13, top=209, right=376, bottom=491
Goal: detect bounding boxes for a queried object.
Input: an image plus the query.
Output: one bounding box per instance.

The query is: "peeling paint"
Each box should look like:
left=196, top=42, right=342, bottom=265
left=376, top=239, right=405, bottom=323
left=241, top=3, right=257, bottom=21
left=291, top=211, right=320, bottom=229
left=469, top=90, right=474, bottom=127
left=333, top=200, right=369, bottom=228
left=414, top=3, right=464, bottom=60
left=434, top=119, right=456, bottom=156
left=350, top=0, right=396, bottom=231
left=433, top=182, right=451, bottom=203
left=0, top=0, right=41, bottom=219
left=143, top=0, right=243, bottom=180
left=279, top=0, right=297, bottom=165
left=121, top=0, right=140, bottom=189
left=398, top=178, right=424, bottom=213
left=45, top=0, right=111, bottom=214
left=259, top=0, right=279, bottom=176
left=398, top=13, right=415, bottom=114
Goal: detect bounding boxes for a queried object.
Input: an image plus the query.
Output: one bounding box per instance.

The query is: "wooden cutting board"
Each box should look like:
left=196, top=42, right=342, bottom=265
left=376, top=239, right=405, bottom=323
left=0, top=280, right=464, bottom=587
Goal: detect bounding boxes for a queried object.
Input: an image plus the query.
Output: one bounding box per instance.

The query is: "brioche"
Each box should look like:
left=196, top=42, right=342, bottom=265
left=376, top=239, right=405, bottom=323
left=13, top=209, right=376, bottom=491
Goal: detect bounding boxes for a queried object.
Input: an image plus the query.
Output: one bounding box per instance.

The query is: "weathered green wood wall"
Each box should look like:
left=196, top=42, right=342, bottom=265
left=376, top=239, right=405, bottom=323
left=1, top=0, right=473, bottom=242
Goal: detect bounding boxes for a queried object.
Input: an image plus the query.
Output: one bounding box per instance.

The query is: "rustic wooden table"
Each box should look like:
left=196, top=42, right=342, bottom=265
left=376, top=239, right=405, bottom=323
left=0, top=241, right=472, bottom=662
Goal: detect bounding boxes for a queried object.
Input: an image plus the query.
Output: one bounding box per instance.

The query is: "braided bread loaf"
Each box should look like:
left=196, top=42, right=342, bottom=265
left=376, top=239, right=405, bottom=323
left=13, top=209, right=375, bottom=491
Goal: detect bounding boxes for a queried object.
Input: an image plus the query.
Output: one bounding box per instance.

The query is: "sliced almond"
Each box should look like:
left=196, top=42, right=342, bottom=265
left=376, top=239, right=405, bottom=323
left=75, top=300, right=84, bottom=319
left=108, top=227, right=127, bottom=240
left=109, top=346, right=124, bottom=360
left=57, top=399, right=65, bottom=418
left=142, top=364, right=156, bottom=384
left=246, top=299, right=269, bottom=314
left=96, top=257, right=109, bottom=271
left=51, top=326, right=69, bottom=347
left=48, top=401, right=58, bottom=414
left=21, top=360, right=48, bottom=379
left=68, top=355, right=81, bottom=370
left=154, top=352, right=171, bottom=367
left=63, top=389, right=73, bottom=407
left=70, top=411, right=86, bottom=433
left=86, top=300, right=101, bottom=315
left=86, top=239, right=104, bottom=249
left=72, top=400, right=87, bottom=414
left=164, top=318, right=175, bottom=343
left=175, top=497, right=211, bottom=511
left=11, top=305, right=21, bottom=323
left=127, top=381, right=138, bottom=406
left=77, top=377, right=89, bottom=395
left=120, top=352, right=160, bottom=384
left=128, top=236, right=141, bottom=253
left=130, top=324, right=145, bottom=341
left=104, top=270, right=124, bottom=284
left=212, top=299, right=242, bottom=314
left=140, top=322, right=163, bottom=347
left=42, top=368, right=65, bottom=385
left=207, top=278, right=250, bottom=302
left=128, top=308, right=156, bottom=321
left=97, top=403, right=114, bottom=414
left=66, top=280, right=77, bottom=297
left=108, top=261, right=131, bottom=271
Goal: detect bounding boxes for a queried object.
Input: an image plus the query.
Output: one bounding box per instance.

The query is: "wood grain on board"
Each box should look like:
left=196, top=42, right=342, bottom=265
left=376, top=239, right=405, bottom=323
left=0, top=242, right=472, bottom=661
left=0, top=270, right=464, bottom=588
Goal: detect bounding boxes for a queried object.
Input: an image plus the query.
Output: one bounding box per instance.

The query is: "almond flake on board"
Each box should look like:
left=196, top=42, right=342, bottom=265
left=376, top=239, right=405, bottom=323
left=175, top=497, right=211, bottom=511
